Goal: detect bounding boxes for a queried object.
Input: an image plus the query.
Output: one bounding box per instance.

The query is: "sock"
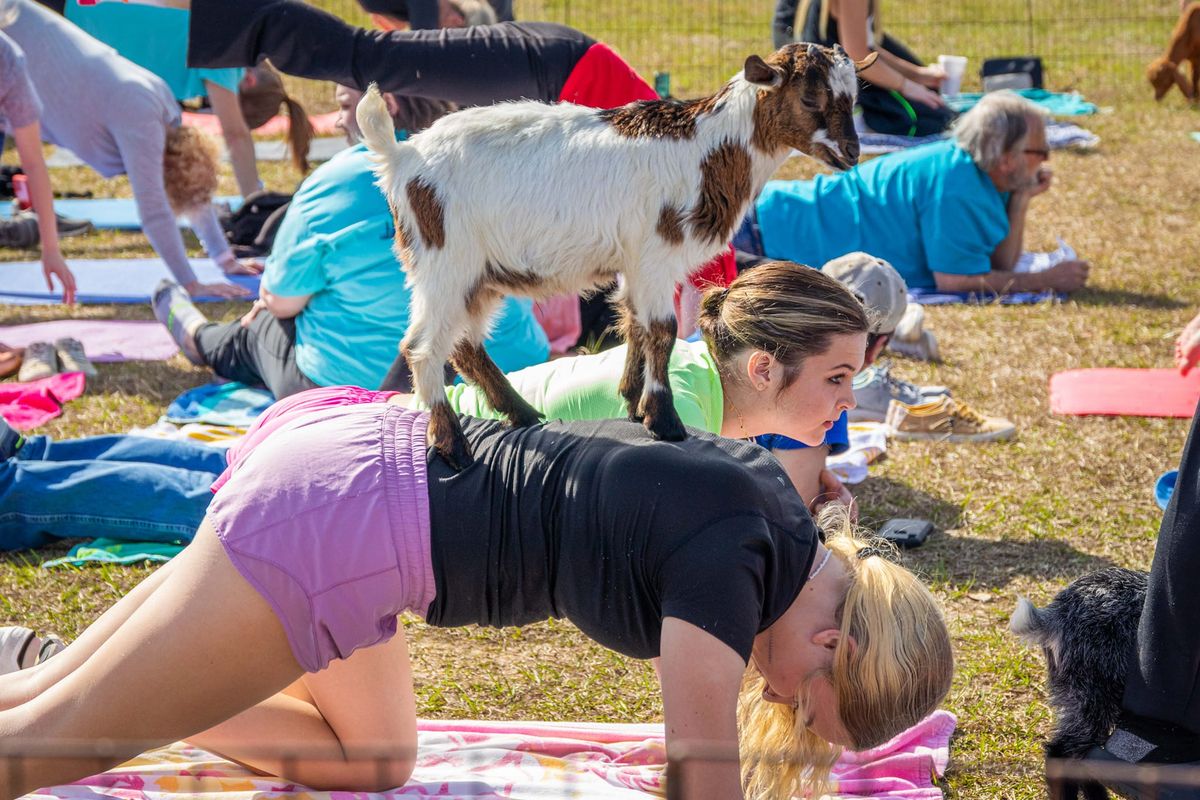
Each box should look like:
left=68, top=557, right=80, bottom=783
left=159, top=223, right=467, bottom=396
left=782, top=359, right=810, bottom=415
left=152, top=280, right=208, bottom=366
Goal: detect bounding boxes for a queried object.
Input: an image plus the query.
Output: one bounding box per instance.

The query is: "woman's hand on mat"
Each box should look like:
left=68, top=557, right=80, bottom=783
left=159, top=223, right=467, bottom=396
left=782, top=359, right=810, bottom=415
left=42, top=251, right=77, bottom=305
left=1038, top=259, right=1090, bottom=292
left=1175, top=312, right=1200, bottom=375
left=809, top=468, right=857, bottom=521
left=185, top=280, right=252, bottom=299
left=240, top=300, right=268, bottom=328
left=223, top=257, right=266, bottom=276
left=899, top=78, right=946, bottom=109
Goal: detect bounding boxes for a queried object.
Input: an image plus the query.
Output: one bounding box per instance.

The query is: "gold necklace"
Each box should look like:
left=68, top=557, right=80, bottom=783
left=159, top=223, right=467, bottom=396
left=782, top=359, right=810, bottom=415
left=726, top=394, right=751, bottom=440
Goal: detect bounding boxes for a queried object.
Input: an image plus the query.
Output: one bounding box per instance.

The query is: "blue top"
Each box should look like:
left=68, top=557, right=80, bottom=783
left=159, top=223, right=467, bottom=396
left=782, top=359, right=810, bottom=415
left=755, top=140, right=1010, bottom=290
left=263, top=144, right=549, bottom=389
left=64, top=3, right=244, bottom=101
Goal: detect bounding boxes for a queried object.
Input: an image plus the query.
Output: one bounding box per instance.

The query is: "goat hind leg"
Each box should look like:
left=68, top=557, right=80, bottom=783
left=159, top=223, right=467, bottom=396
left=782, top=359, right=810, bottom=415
left=637, top=314, right=687, bottom=441
left=615, top=299, right=647, bottom=421
left=450, top=342, right=542, bottom=428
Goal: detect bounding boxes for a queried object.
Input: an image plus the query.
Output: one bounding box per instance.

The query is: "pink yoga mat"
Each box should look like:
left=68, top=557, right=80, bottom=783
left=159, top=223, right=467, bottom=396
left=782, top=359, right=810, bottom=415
left=1050, top=368, right=1200, bottom=417
left=0, top=321, right=178, bottom=362
left=182, top=110, right=340, bottom=137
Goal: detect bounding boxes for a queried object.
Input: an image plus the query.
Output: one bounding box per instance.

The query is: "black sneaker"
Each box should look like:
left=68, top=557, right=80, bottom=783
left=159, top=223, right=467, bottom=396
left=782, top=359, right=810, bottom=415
left=54, top=212, right=93, bottom=238
left=0, top=214, right=39, bottom=249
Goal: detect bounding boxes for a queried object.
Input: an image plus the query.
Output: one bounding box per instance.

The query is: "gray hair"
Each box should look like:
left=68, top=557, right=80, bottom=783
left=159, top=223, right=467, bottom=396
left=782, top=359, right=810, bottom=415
left=951, top=91, right=1049, bottom=171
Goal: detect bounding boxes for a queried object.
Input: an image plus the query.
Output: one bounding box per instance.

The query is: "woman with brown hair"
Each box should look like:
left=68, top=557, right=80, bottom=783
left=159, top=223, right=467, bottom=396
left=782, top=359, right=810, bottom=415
left=236, top=62, right=316, bottom=177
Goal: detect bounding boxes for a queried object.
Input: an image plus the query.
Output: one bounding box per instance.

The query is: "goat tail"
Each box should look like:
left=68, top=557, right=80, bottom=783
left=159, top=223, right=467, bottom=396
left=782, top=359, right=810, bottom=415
left=1009, top=596, right=1048, bottom=643
left=357, top=84, right=408, bottom=165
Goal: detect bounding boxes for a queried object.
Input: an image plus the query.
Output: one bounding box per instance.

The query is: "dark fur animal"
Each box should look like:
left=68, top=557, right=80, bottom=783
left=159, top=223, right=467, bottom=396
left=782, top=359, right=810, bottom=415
left=1148, top=1, right=1200, bottom=101
left=1010, top=568, right=1149, bottom=800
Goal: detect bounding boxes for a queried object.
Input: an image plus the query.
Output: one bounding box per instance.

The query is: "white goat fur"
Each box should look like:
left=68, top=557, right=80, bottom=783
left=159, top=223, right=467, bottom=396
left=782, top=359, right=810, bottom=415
left=357, top=48, right=859, bottom=452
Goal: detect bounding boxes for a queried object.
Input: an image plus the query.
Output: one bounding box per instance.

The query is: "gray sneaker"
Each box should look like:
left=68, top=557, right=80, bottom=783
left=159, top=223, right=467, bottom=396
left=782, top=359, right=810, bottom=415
left=16, top=341, right=57, bottom=382
left=887, top=328, right=941, bottom=362
left=851, top=363, right=949, bottom=422
left=0, top=213, right=39, bottom=249
left=54, top=337, right=98, bottom=378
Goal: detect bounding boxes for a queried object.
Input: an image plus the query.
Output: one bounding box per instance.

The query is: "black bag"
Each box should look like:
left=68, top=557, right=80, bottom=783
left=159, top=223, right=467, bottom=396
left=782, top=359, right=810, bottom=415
left=981, top=57, right=1045, bottom=92
left=219, top=189, right=292, bottom=256
left=0, top=166, right=24, bottom=200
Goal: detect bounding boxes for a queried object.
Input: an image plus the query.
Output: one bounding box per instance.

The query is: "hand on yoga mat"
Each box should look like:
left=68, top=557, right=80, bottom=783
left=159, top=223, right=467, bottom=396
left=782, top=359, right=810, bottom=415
left=1176, top=311, right=1200, bottom=376
left=186, top=279, right=251, bottom=300
left=218, top=254, right=265, bottom=276
left=42, top=251, right=77, bottom=306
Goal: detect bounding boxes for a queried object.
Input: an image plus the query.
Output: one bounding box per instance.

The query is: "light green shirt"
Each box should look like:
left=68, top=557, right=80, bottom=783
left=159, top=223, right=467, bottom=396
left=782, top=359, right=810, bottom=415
left=442, top=339, right=725, bottom=433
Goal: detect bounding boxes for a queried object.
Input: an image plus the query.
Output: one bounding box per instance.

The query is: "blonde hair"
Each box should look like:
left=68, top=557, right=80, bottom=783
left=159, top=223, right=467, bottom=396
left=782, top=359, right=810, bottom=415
left=795, top=0, right=882, bottom=45
left=697, top=261, right=870, bottom=389
left=238, top=62, right=316, bottom=174
left=162, top=126, right=220, bottom=214
left=737, top=506, right=953, bottom=799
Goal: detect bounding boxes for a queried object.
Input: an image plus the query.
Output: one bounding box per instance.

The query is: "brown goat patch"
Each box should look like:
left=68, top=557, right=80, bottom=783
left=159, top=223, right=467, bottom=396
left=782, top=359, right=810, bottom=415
left=656, top=204, right=686, bottom=245
left=393, top=214, right=416, bottom=264
left=687, top=142, right=753, bottom=245
left=598, top=88, right=729, bottom=140
left=484, top=262, right=544, bottom=295
left=405, top=178, right=446, bottom=249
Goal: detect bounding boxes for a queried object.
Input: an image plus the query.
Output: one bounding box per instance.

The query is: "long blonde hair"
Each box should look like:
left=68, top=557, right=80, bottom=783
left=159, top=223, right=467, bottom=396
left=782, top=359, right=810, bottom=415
left=737, top=506, right=953, bottom=799
left=795, top=0, right=882, bottom=45
left=697, top=260, right=870, bottom=390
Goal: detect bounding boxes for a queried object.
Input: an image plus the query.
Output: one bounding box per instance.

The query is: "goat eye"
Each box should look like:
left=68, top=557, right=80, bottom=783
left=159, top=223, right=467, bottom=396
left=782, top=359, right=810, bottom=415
left=800, top=97, right=822, bottom=112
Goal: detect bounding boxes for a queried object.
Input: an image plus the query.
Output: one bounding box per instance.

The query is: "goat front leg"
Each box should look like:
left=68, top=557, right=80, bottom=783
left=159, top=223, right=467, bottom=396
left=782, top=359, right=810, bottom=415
left=451, top=340, right=543, bottom=428
left=638, top=314, right=687, bottom=441
left=615, top=298, right=648, bottom=421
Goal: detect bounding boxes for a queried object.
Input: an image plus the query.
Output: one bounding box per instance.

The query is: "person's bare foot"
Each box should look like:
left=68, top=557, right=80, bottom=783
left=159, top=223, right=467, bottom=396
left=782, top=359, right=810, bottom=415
left=0, top=343, right=24, bottom=379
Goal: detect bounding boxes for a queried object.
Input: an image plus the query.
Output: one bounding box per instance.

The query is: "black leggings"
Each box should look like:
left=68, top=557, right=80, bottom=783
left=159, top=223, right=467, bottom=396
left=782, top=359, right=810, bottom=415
left=189, top=0, right=592, bottom=106
left=1122, top=398, right=1200, bottom=733
left=195, top=311, right=319, bottom=400
left=797, top=0, right=954, bottom=137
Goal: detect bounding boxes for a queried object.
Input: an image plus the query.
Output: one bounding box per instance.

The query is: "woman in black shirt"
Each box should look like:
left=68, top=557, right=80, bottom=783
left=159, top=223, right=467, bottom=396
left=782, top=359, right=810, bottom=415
left=0, top=412, right=952, bottom=800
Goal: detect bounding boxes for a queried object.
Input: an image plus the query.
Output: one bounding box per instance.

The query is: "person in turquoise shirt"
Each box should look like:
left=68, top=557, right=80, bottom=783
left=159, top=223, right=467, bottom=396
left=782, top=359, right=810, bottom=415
left=60, top=1, right=262, bottom=199
left=154, top=84, right=548, bottom=397
left=735, top=91, right=1089, bottom=295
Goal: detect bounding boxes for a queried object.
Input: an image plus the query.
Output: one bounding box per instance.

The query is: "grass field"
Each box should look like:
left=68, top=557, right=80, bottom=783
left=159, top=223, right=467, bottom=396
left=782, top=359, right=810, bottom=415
left=2, top=1, right=1200, bottom=797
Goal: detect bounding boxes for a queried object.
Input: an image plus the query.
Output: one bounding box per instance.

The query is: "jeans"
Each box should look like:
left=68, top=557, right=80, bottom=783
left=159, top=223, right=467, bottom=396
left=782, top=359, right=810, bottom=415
left=0, top=434, right=227, bottom=551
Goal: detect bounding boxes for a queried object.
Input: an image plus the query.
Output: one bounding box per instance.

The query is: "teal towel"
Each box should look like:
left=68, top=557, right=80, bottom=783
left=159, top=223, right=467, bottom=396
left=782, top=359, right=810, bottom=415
left=166, top=381, right=275, bottom=428
left=947, top=89, right=1097, bottom=116
left=42, top=538, right=186, bottom=568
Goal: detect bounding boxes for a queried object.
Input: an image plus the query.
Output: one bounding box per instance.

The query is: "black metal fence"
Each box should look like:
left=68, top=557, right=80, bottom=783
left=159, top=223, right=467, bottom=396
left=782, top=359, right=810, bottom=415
left=317, top=0, right=1180, bottom=101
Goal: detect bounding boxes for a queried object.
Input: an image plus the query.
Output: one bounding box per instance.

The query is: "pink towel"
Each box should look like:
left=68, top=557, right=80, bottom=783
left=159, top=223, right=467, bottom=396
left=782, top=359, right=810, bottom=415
left=0, top=372, right=86, bottom=430
left=42, top=712, right=955, bottom=799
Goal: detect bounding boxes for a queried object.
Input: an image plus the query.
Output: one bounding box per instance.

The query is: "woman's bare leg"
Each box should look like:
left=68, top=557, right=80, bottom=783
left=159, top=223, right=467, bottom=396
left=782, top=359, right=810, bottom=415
left=0, top=522, right=304, bottom=798
left=0, top=559, right=179, bottom=711
left=188, top=626, right=419, bottom=791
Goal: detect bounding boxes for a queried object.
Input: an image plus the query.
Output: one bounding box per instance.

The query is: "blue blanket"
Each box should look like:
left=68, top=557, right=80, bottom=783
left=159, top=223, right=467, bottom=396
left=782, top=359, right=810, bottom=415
left=0, top=197, right=242, bottom=231
left=166, top=381, right=275, bottom=428
left=0, top=257, right=259, bottom=304
left=907, top=287, right=1063, bottom=305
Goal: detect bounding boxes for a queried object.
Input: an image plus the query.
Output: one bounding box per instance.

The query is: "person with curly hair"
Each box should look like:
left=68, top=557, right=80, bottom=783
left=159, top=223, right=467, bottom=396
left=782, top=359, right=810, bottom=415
left=3, top=0, right=258, bottom=298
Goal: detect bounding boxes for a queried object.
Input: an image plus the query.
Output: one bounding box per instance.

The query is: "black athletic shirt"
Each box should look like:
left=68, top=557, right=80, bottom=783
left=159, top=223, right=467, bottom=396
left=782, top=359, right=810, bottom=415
left=425, top=417, right=820, bottom=662
left=190, top=0, right=594, bottom=105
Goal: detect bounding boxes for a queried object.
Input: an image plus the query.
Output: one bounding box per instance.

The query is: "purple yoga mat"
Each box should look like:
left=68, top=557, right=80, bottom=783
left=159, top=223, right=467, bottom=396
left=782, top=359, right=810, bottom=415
left=0, top=320, right=178, bottom=362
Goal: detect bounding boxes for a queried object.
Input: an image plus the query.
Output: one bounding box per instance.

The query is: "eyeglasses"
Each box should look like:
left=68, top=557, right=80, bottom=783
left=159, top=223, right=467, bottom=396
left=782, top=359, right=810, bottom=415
left=1023, top=147, right=1050, bottom=160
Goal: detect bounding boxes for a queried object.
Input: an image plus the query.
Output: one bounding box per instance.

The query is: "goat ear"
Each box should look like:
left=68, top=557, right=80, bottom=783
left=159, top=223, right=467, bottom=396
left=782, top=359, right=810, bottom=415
left=855, top=52, right=879, bottom=73
left=744, top=54, right=784, bottom=88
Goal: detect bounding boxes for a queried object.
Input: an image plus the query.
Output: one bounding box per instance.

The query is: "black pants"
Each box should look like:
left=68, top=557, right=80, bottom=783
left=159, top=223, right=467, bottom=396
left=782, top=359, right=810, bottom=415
left=1122, top=399, right=1200, bottom=733
left=797, top=0, right=954, bottom=137
left=195, top=312, right=319, bottom=400
left=188, top=0, right=591, bottom=106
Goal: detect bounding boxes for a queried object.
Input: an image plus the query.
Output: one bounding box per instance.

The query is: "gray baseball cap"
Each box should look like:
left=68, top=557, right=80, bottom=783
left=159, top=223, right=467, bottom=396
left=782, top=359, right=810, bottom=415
left=821, top=252, right=908, bottom=334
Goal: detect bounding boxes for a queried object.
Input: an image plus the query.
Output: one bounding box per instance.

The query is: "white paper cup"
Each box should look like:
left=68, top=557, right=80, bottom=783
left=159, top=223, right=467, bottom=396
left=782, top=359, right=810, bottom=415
left=937, top=54, right=968, bottom=96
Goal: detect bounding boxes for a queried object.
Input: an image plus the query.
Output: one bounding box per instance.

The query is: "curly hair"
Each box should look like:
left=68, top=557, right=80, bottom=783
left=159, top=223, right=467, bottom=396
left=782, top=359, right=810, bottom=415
left=162, top=125, right=220, bottom=214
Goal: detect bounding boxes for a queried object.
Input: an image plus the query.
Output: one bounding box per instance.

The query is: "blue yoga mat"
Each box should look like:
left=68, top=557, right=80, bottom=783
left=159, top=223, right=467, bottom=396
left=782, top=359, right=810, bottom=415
left=0, top=197, right=242, bottom=231
left=0, top=258, right=259, bottom=304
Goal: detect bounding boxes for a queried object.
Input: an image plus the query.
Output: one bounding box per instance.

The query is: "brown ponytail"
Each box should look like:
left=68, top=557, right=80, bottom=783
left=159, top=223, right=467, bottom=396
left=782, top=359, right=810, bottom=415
left=238, top=62, right=314, bottom=175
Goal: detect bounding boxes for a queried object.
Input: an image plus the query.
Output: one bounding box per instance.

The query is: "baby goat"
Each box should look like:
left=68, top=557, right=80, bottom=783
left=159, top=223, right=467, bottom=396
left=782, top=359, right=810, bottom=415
left=1148, top=1, right=1200, bottom=102
left=358, top=43, right=874, bottom=464
left=1011, top=568, right=1149, bottom=800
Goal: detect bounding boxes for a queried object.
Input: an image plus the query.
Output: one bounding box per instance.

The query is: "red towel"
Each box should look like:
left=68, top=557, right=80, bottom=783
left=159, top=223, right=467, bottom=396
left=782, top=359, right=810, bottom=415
left=0, top=372, right=87, bottom=431
left=557, top=42, right=657, bottom=108
left=1050, top=368, right=1200, bottom=418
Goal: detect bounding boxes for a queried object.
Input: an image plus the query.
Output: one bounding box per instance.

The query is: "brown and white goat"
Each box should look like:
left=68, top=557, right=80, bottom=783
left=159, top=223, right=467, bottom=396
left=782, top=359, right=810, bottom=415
left=1148, top=1, right=1200, bottom=102
left=358, top=43, right=874, bottom=465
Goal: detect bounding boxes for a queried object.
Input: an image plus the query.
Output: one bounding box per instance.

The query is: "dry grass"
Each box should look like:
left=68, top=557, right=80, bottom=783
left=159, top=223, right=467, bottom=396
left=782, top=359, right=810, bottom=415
left=3, top=6, right=1200, bottom=796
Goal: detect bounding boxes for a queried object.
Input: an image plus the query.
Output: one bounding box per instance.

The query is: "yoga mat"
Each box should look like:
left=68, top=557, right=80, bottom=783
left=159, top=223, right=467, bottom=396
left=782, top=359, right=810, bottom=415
left=0, top=197, right=242, bottom=230
left=854, top=121, right=1099, bottom=156
left=0, top=258, right=259, bottom=304
left=182, top=109, right=341, bottom=137
left=46, top=139, right=346, bottom=167
left=0, top=320, right=178, bottom=361
left=908, top=287, right=1062, bottom=305
left=1050, top=368, right=1200, bottom=417
left=34, top=713, right=955, bottom=799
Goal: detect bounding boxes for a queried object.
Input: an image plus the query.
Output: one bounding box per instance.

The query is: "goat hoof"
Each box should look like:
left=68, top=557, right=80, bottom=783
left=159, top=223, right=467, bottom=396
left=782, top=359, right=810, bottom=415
left=429, top=406, right=473, bottom=471
left=644, top=412, right=688, bottom=442
left=434, top=434, right=474, bottom=472
left=506, top=407, right=544, bottom=428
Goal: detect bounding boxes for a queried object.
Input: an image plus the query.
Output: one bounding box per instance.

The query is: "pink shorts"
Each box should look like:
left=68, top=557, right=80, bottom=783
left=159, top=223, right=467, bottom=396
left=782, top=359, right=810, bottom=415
left=207, top=402, right=433, bottom=672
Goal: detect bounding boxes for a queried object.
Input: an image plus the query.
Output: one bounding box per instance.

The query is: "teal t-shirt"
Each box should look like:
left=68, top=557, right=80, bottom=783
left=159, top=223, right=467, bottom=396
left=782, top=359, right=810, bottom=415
left=263, top=144, right=549, bottom=389
left=755, top=140, right=1009, bottom=290
left=443, top=339, right=724, bottom=432
left=65, top=3, right=243, bottom=100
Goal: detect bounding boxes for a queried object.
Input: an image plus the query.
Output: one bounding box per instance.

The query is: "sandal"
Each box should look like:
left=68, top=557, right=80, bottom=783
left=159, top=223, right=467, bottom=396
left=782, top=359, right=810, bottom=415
left=0, top=626, right=65, bottom=676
